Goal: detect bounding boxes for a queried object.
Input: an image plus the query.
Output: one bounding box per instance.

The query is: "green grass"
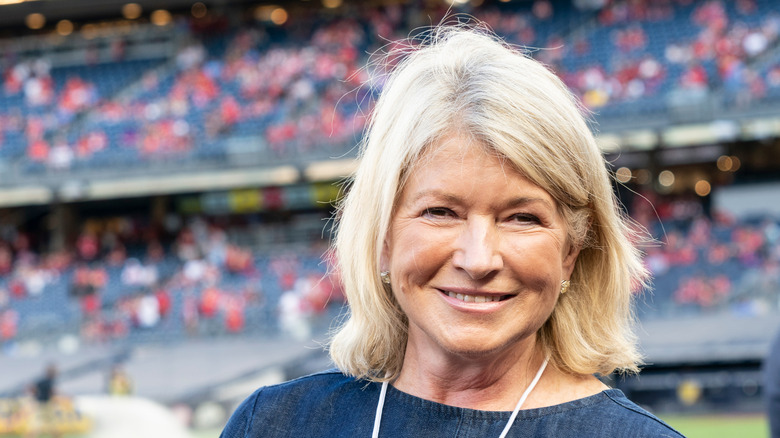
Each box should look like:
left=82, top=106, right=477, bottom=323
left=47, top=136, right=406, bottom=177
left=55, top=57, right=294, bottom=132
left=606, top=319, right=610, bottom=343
left=661, top=414, right=768, bottom=438
left=191, top=428, right=222, bottom=438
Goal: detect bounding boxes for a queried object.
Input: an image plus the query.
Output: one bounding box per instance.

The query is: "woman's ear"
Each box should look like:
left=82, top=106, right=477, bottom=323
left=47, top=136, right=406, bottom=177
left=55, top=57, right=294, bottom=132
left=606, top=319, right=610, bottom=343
left=380, top=234, right=390, bottom=272
left=562, top=240, right=580, bottom=278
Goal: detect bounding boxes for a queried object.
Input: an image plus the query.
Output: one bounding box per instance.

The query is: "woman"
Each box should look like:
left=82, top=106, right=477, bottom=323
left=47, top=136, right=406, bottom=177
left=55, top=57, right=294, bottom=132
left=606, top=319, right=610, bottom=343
left=221, top=25, right=684, bottom=437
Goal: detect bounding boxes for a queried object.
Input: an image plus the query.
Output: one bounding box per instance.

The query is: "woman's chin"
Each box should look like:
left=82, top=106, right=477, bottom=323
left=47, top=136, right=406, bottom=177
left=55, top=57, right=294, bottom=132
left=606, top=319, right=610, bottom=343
left=424, top=329, right=533, bottom=363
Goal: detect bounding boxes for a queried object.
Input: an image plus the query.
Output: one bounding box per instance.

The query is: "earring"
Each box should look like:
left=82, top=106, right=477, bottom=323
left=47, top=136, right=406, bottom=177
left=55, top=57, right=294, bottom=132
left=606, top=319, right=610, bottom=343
left=380, top=271, right=391, bottom=284
left=560, top=280, right=570, bottom=294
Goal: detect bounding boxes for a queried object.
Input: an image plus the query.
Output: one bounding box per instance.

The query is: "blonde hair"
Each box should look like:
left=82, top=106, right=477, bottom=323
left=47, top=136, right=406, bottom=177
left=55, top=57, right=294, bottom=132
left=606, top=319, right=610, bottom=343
left=329, top=24, right=648, bottom=381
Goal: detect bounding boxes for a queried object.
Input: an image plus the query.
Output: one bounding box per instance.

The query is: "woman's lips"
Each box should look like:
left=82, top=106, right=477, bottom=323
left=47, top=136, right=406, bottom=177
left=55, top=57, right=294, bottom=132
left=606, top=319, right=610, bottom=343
left=437, top=288, right=512, bottom=303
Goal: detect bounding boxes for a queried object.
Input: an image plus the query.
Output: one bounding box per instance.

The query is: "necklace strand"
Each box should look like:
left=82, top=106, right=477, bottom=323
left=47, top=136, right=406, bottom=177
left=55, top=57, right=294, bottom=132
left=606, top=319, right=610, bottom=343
left=371, top=358, right=548, bottom=438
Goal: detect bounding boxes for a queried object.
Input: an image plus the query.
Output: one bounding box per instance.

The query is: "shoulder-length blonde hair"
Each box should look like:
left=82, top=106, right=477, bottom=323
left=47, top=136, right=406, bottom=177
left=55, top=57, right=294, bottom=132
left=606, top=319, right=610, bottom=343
left=329, top=24, right=648, bottom=381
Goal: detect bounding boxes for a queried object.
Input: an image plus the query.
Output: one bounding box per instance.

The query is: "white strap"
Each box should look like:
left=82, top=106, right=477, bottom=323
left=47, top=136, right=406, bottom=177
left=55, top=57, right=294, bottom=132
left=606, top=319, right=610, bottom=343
left=371, top=379, right=389, bottom=438
left=498, top=357, right=548, bottom=438
left=372, top=357, right=548, bottom=438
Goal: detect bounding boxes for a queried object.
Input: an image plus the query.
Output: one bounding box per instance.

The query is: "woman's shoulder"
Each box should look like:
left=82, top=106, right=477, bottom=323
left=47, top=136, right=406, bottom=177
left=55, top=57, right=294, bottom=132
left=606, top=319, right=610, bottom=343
left=220, top=369, right=379, bottom=438
left=230, top=367, right=376, bottom=410
left=555, top=389, right=684, bottom=437
left=256, top=368, right=361, bottom=394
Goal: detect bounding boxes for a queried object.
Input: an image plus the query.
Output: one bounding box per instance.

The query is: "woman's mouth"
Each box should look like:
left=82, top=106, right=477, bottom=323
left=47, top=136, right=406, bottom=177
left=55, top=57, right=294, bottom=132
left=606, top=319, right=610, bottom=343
left=443, top=290, right=511, bottom=303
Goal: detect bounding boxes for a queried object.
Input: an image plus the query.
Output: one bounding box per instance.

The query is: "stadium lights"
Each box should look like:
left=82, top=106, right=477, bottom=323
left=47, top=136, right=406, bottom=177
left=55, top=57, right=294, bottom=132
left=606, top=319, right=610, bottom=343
left=615, top=167, right=632, bottom=184
left=25, top=12, right=45, bottom=29
left=81, top=23, right=99, bottom=39
left=253, top=6, right=287, bottom=25
left=694, top=180, right=711, bottom=197
left=254, top=5, right=280, bottom=22
left=269, top=7, right=288, bottom=25
left=322, top=0, right=342, bottom=8
left=56, top=19, right=74, bottom=36
left=717, top=155, right=733, bottom=172
left=658, top=170, right=675, bottom=187
left=730, top=156, right=741, bottom=172
left=151, top=9, right=172, bottom=26
left=634, top=169, right=651, bottom=185
left=716, top=155, right=741, bottom=172
left=122, top=3, right=142, bottom=20
left=191, top=2, right=207, bottom=18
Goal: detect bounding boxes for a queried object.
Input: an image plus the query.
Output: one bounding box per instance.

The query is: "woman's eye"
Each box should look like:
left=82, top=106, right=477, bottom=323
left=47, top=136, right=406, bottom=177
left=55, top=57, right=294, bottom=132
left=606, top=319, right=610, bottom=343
left=509, top=213, right=540, bottom=224
left=423, top=207, right=455, bottom=218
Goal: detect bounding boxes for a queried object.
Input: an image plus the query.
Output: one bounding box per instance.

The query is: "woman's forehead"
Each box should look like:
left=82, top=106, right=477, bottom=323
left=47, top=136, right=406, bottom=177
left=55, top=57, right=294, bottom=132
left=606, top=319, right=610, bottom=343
left=405, top=136, right=552, bottom=196
left=408, top=132, right=523, bottom=180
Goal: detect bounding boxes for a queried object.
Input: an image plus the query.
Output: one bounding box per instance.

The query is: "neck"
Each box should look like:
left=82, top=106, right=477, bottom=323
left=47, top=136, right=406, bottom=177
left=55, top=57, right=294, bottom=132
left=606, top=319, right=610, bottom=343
left=393, top=334, right=545, bottom=411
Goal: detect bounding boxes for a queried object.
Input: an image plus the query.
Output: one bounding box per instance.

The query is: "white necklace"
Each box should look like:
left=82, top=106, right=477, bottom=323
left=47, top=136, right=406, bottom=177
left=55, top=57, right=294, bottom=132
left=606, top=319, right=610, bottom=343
left=371, top=357, right=548, bottom=438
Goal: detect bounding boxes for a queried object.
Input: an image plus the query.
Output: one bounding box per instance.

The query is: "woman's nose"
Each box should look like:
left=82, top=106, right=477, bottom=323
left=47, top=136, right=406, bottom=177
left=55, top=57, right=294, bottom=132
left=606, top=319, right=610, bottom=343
left=452, top=217, right=503, bottom=280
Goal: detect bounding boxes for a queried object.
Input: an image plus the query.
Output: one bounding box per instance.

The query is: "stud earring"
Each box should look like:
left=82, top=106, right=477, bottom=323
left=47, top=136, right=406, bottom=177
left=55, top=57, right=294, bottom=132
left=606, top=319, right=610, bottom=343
left=380, top=271, right=391, bottom=284
left=560, top=280, right=570, bottom=294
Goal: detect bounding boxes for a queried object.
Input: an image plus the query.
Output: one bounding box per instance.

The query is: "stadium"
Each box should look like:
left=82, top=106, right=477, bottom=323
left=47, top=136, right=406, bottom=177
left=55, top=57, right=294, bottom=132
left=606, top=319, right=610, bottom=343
left=0, top=0, right=778, bottom=436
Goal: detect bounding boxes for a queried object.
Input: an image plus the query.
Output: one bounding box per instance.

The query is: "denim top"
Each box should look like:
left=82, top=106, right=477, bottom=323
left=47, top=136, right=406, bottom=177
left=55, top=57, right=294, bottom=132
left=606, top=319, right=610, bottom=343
left=220, top=369, right=684, bottom=438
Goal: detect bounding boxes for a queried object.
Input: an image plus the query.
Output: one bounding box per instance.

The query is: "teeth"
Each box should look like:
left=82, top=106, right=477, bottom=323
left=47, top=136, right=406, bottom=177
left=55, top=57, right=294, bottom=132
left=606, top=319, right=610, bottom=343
left=447, top=291, right=500, bottom=303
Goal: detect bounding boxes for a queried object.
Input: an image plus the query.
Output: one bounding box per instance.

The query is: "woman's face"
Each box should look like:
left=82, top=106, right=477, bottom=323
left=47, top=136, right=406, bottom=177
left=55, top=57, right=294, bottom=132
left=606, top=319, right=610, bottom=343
left=384, top=133, right=579, bottom=360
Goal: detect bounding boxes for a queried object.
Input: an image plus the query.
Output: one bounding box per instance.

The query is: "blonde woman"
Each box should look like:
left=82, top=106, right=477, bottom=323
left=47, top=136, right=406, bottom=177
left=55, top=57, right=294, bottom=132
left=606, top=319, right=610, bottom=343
left=221, top=25, right=684, bottom=438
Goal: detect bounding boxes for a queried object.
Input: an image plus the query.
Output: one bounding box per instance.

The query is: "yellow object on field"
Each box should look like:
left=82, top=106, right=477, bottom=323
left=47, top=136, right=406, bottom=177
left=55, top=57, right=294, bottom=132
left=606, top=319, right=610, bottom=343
left=0, top=396, right=91, bottom=435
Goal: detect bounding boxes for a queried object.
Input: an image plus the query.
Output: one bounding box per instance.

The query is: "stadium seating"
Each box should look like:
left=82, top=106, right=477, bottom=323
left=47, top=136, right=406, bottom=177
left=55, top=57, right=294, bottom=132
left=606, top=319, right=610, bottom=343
left=1, top=201, right=778, bottom=346
left=2, top=0, right=780, bottom=175
left=1, top=0, right=779, bottom=348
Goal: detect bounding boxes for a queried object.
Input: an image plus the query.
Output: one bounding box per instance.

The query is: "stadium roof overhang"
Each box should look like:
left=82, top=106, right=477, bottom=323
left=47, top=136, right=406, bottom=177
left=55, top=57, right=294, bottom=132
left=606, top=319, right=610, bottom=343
left=0, top=0, right=262, bottom=27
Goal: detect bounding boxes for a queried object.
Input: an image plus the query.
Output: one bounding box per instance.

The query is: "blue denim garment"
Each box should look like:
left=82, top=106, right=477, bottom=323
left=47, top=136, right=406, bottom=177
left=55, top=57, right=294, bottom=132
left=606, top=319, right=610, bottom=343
left=221, top=369, right=685, bottom=438
left=766, top=328, right=780, bottom=438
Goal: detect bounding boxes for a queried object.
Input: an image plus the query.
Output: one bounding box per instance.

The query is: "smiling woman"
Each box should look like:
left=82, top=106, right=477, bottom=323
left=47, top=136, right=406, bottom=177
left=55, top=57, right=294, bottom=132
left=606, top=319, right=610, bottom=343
left=385, top=136, right=575, bottom=379
left=220, top=23, right=685, bottom=438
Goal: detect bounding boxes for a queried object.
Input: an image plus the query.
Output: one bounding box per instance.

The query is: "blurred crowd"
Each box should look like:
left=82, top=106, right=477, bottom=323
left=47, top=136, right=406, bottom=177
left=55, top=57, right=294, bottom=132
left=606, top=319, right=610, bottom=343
left=1, top=0, right=780, bottom=348
left=553, top=0, right=780, bottom=110
left=2, top=0, right=780, bottom=172
left=0, top=215, right=343, bottom=349
left=632, top=192, right=780, bottom=317
left=0, top=194, right=779, bottom=349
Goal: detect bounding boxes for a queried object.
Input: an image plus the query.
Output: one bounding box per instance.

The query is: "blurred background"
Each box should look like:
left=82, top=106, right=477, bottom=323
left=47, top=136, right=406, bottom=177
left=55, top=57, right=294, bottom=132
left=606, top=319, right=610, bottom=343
left=0, top=0, right=778, bottom=436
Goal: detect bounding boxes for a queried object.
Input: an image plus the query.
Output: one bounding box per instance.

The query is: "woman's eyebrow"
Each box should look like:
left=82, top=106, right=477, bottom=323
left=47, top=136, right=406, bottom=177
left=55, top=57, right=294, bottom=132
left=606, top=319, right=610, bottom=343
left=408, top=189, right=462, bottom=205
left=409, top=190, right=553, bottom=210
left=503, top=196, right=554, bottom=210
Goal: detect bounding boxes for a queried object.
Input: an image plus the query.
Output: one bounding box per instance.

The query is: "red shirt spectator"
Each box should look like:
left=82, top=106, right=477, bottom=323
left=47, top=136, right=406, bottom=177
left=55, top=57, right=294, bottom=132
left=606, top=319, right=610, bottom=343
left=155, top=288, right=171, bottom=318
left=28, top=140, right=49, bottom=162
left=77, top=231, right=100, bottom=261
left=199, top=287, right=220, bottom=318
left=225, top=299, right=244, bottom=333
left=0, top=309, right=18, bottom=341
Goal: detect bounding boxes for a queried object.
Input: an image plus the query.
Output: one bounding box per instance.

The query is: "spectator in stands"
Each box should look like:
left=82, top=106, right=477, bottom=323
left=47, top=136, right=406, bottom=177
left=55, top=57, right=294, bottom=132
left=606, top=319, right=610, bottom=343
left=221, top=25, right=683, bottom=437
left=0, top=307, right=18, bottom=345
